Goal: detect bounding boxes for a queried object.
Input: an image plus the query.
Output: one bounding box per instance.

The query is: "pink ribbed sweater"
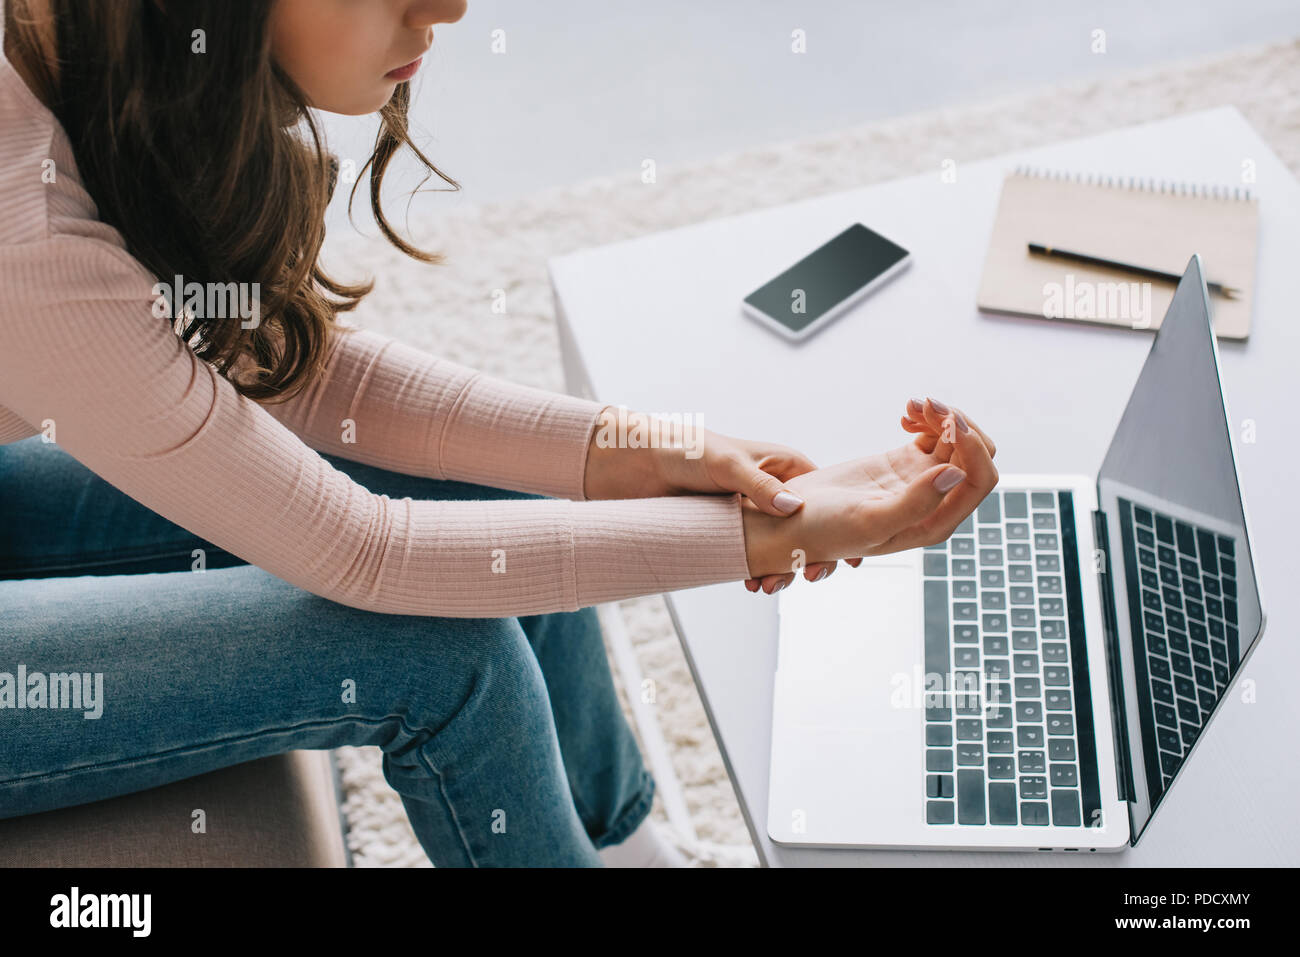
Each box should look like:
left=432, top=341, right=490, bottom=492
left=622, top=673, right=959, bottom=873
left=0, top=30, right=752, bottom=617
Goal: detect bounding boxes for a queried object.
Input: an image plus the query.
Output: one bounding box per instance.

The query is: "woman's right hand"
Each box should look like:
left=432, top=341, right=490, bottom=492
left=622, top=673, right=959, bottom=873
left=740, top=400, right=999, bottom=589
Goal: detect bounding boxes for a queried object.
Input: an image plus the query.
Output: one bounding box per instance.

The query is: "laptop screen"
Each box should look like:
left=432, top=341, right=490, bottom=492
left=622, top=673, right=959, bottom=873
left=1096, top=256, right=1264, bottom=843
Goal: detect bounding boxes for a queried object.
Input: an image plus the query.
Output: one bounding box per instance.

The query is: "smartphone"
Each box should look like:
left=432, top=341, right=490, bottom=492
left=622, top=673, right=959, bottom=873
left=741, top=223, right=911, bottom=341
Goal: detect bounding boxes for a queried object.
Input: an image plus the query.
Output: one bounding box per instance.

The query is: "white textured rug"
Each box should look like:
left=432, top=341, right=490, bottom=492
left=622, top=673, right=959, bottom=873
left=322, top=39, right=1300, bottom=867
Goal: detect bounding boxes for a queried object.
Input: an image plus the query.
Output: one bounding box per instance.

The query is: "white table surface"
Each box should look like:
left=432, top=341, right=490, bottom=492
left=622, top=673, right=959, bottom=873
left=549, top=106, right=1299, bottom=866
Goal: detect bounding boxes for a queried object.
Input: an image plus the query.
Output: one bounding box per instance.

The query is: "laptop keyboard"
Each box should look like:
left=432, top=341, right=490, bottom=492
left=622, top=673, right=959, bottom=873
left=1116, top=497, right=1239, bottom=798
left=922, top=488, right=1101, bottom=828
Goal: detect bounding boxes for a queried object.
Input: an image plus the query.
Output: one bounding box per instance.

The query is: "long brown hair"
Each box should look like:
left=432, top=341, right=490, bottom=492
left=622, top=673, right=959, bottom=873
left=7, top=0, right=457, bottom=401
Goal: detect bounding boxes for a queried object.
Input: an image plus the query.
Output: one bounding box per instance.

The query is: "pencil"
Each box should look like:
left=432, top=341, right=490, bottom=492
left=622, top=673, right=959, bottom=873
left=1027, top=243, right=1239, bottom=299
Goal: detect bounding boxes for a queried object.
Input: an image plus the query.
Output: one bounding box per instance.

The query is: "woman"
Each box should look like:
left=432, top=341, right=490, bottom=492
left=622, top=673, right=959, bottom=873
left=0, top=0, right=997, bottom=867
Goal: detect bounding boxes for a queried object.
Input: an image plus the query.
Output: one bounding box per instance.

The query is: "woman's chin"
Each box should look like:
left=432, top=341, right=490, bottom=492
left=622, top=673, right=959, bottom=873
left=317, top=84, right=401, bottom=117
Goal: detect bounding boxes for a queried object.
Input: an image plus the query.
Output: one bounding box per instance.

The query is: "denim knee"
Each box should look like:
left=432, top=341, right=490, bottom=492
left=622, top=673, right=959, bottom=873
left=349, top=612, right=551, bottom=737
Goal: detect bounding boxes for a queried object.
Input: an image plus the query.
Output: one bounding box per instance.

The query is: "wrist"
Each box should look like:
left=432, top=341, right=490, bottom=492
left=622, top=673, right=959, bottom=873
left=741, top=498, right=789, bottom=578
left=583, top=406, right=662, bottom=500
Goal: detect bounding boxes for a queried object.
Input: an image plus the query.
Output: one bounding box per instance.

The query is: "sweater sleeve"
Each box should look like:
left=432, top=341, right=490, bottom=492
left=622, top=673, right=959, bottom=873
left=257, top=324, right=608, bottom=500
left=0, top=235, right=754, bottom=616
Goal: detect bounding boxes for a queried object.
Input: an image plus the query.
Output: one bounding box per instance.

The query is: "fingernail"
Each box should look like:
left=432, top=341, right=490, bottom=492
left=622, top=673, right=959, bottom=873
left=954, top=410, right=970, bottom=433
left=773, top=580, right=788, bottom=592
left=908, top=397, right=923, bottom=412
left=928, top=397, right=950, bottom=415
left=933, top=466, right=965, bottom=492
left=815, top=568, right=829, bottom=581
left=773, top=490, right=804, bottom=514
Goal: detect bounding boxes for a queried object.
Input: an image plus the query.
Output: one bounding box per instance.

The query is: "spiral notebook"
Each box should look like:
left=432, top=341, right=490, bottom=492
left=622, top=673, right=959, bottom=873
left=977, top=167, right=1259, bottom=339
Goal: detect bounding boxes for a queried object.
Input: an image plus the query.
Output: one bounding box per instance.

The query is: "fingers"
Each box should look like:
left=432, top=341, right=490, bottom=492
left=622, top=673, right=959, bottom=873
left=757, top=448, right=819, bottom=482
left=760, top=572, right=795, bottom=594
left=886, top=408, right=1000, bottom=550
left=727, top=455, right=807, bottom=516
left=803, top=561, right=836, bottom=582
left=745, top=560, right=837, bottom=594
left=905, top=397, right=998, bottom=459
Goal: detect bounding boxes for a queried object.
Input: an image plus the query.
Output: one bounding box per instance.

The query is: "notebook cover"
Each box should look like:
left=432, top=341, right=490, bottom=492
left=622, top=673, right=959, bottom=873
left=976, top=170, right=1259, bottom=339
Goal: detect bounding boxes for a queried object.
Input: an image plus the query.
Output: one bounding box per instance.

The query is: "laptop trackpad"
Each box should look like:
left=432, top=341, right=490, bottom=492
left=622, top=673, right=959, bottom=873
left=775, top=558, right=922, bottom=729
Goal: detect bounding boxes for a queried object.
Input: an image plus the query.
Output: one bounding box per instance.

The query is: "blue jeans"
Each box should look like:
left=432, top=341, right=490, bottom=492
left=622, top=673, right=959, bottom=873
left=0, top=436, right=654, bottom=866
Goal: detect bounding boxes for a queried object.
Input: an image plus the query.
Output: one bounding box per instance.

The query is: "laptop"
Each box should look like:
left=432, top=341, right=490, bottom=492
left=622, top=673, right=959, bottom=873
left=766, top=255, right=1266, bottom=851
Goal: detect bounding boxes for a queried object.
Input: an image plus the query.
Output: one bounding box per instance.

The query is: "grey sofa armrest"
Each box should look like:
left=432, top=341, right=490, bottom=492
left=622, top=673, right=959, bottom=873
left=0, top=750, right=349, bottom=867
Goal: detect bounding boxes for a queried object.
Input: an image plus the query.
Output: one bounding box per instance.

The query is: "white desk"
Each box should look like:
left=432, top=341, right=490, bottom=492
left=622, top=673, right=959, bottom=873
left=550, top=107, right=1299, bottom=866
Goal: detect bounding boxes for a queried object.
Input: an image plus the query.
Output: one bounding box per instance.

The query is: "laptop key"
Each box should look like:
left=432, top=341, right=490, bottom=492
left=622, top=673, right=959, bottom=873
left=1046, top=714, right=1075, bottom=736
left=1050, top=764, right=1078, bottom=787
left=1018, top=750, right=1045, bottom=773
left=1012, top=630, right=1038, bottom=650
left=927, top=749, right=954, bottom=771
left=1013, top=654, right=1039, bottom=674
left=956, top=719, right=982, bottom=740
left=1019, top=776, right=1047, bottom=799
left=957, top=744, right=984, bottom=766
left=1016, top=701, right=1043, bottom=723
left=923, top=553, right=947, bottom=576
left=927, top=801, right=955, bottom=825
left=1004, top=492, right=1028, bottom=518
left=1021, top=802, right=1050, bottom=825
left=1014, top=677, right=1041, bottom=697
left=989, top=782, right=1017, bottom=824
left=958, top=769, right=986, bottom=824
left=1017, top=725, right=1044, bottom=747
left=1154, top=702, right=1177, bottom=728
left=1155, top=514, right=1174, bottom=545
left=1048, top=739, right=1076, bottom=761
left=926, top=725, right=952, bottom=746
left=986, top=731, right=1014, bottom=753
left=1051, top=789, right=1082, bottom=826
left=1041, top=642, right=1068, bottom=662
left=1045, top=690, right=1072, bottom=710
left=986, top=706, right=1013, bottom=729
left=988, top=757, right=1016, bottom=779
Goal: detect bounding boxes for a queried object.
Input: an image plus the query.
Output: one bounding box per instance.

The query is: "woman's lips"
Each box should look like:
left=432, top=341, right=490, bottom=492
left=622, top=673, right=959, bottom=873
left=385, top=57, right=423, bottom=81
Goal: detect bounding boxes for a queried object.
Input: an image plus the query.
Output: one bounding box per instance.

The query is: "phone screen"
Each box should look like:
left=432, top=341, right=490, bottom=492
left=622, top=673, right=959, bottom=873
left=743, top=223, right=909, bottom=334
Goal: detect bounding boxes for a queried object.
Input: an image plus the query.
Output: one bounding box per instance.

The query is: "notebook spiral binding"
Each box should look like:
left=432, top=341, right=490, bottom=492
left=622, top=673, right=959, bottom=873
left=1012, top=165, right=1255, bottom=202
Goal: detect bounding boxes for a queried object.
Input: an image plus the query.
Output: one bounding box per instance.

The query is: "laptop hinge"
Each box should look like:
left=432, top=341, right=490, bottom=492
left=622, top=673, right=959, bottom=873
left=1092, top=507, right=1133, bottom=804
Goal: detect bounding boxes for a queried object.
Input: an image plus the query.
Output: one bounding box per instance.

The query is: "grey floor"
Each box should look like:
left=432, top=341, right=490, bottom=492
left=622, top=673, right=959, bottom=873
left=319, top=0, right=1300, bottom=235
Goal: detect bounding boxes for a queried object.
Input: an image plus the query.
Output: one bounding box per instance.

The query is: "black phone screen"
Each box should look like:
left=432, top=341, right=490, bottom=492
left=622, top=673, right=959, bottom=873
left=743, top=223, right=909, bottom=333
